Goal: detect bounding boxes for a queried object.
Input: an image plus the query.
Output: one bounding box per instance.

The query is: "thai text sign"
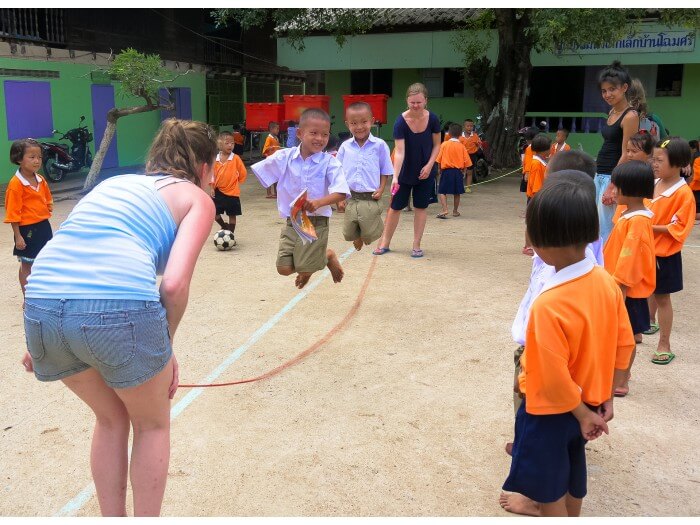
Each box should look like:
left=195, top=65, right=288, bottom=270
left=557, top=30, right=695, bottom=55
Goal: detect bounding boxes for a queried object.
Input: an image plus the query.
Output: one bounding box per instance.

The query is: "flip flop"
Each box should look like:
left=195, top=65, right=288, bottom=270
left=452, top=211, right=461, bottom=217
left=436, top=212, right=449, bottom=219
left=613, top=386, right=629, bottom=397
left=651, top=352, right=675, bottom=365
left=411, top=249, right=424, bottom=258
left=643, top=322, right=660, bottom=335
left=372, top=247, right=391, bottom=256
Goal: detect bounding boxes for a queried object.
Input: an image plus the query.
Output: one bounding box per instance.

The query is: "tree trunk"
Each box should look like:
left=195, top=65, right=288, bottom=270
left=82, top=103, right=167, bottom=191
left=468, top=9, right=534, bottom=169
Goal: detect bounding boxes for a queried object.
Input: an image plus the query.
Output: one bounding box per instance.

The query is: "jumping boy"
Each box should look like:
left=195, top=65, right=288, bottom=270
left=263, top=121, right=281, bottom=199
left=211, top=131, right=247, bottom=244
left=502, top=176, right=635, bottom=517
left=252, top=108, right=350, bottom=289
left=336, top=102, right=393, bottom=251
left=549, top=128, right=571, bottom=158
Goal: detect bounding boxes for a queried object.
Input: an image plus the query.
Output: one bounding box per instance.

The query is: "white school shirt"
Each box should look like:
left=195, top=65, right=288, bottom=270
left=511, top=239, right=605, bottom=346
left=336, top=133, right=394, bottom=193
left=251, top=146, right=350, bottom=218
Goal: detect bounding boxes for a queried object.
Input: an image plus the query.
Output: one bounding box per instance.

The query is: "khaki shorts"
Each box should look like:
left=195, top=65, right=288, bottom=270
left=342, top=194, right=384, bottom=244
left=277, top=216, right=329, bottom=274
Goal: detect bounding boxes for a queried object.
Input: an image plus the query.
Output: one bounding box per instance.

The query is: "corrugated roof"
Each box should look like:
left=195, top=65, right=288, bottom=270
left=371, top=8, right=480, bottom=28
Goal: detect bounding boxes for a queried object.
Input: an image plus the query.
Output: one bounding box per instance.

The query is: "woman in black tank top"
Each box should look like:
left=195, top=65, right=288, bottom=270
left=594, top=61, right=639, bottom=243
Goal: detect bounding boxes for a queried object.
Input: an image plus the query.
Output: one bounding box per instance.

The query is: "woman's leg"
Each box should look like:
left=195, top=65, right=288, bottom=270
left=113, top=358, right=174, bottom=516
left=62, top=368, right=131, bottom=517
left=413, top=207, right=428, bottom=251
left=377, top=207, right=401, bottom=250
left=654, top=293, right=673, bottom=357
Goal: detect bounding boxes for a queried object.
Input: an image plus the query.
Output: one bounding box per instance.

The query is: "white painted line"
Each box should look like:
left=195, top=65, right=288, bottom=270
left=55, top=246, right=356, bottom=516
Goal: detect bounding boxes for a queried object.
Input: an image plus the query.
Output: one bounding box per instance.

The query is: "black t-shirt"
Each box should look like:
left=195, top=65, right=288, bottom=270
left=596, top=108, right=637, bottom=175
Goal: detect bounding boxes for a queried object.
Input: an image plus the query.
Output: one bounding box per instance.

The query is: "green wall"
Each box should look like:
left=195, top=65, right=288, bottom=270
left=326, top=69, right=478, bottom=147
left=0, top=58, right=206, bottom=184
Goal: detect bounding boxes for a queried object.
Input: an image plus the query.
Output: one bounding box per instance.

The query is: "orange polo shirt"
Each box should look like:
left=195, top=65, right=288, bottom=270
left=262, top=134, right=281, bottom=157
left=526, top=156, right=547, bottom=197
left=462, top=132, right=480, bottom=154
left=212, top=153, right=247, bottom=197
left=4, top=171, right=53, bottom=226
left=690, top=156, right=700, bottom=191
left=550, top=142, right=571, bottom=157
left=603, top=210, right=656, bottom=298
left=519, top=261, right=635, bottom=415
left=436, top=139, right=472, bottom=170
left=648, top=178, right=696, bottom=257
left=522, top=145, right=533, bottom=175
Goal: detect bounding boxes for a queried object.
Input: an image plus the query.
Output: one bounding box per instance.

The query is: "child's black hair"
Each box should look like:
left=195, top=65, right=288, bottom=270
left=628, top=132, right=655, bottom=155
left=656, top=137, right=691, bottom=168
left=10, top=138, right=42, bottom=165
left=543, top=169, right=597, bottom=200
left=524, top=127, right=539, bottom=141
left=232, top=124, right=241, bottom=132
left=598, top=60, right=632, bottom=88
left=531, top=134, right=551, bottom=154
left=299, top=108, right=331, bottom=125
left=556, top=128, right=570, bottom=138
left=347, top=101, right=372, bottom=114
left=611, top=160, right=655, bottom=199
left=463, top=118, right=474, bottom=124
left=448, top=123, right=463, bottom=137
left=527, top=171, right=599, bottom=248
left=546, top=150, right=596, bottom=179
left=268, top=121, right=280, bottom=132
left=689, top=139, right=698, bottom=150
left=324, top=135, right=340, bottom=152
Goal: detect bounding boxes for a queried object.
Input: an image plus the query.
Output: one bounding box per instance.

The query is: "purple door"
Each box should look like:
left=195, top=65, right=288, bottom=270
left=159, top=88, right=192, bottom=121
left=91, top=85, right=119, bottom=169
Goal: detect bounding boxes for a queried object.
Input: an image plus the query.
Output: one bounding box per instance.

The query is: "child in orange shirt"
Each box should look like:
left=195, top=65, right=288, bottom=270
left=263, top=121, right=281, bottom=199
left=523, top=134, right=551, bottom=256
left=549, top=128, right=571, bottom=157
left=690, top=150, right=700, bottom=223
left=462, top=118, right=482, bottom=191
left=603, top=161, right=656, bottom=395
left=436, top=123, right=472, bottom=219
left=232, top=124, right=245, bottom=156
left=646, top=138, right=696, bottom=364
left=520, top=127, right=538, bottom=198
left=502, top=178, right=634, bottom=517
left=211, top=131, right=247, bottom=244
left=4, top=139, right=53, bottom=294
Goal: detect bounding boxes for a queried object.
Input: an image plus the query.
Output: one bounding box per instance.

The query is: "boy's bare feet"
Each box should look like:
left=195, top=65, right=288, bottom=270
left=505, top=442, right=513, bottom=456
left=635, top=334, right=643, bottom=344
left=295, top=272, right=312, bottom=289
left=326, top=249, right=344, bottom=283
left=353, top=239, right=363, bottom=251
left=499, top=492, right=540, bottom=516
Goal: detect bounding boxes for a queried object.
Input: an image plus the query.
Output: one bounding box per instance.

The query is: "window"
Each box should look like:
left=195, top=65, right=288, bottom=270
left=350, top=70, right=392, bottom=95
left=421, top=69, right=443, bottom=98
left=656, top=64, right=683, bottom=97
left=4, top=80, right=54, bottom=139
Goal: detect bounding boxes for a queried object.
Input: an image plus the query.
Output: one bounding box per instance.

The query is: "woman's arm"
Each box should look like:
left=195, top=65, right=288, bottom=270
left=159, top=189, right=215, bottom=341
left=419, top=132, right=442, bottom=180
left=392, top=139, right=405, bottom=188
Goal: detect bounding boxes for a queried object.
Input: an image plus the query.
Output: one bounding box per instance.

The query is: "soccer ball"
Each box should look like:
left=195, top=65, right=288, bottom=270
left=213, top=229, right=236, bottom=251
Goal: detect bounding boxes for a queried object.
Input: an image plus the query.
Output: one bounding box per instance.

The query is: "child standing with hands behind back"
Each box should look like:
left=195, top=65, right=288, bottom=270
left=252, top=108, right=350, bottom=289
left=4, top=139, right=53, bottom=294
left=436, top=123, right=472, bottom=219
left=502, top=178, right=635, bottom=517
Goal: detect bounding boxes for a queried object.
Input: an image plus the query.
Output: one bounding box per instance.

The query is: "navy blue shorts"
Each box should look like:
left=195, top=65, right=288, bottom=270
left=625, top=296, right=650, bottom=335
left=390, top=177, right=436, bottom=210
left=438, top=168, right=465, bottom=195
left=213, top=189, right=242, bottom=217
left=503, top=400, right=588, bottom=503
left=13, top=219, right=53, bottom=262
left=654, top=252, right=683, bottom=295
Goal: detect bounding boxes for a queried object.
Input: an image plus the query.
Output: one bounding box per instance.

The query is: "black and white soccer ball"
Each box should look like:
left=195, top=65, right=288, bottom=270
left=213, top=229, right=236, bottom=251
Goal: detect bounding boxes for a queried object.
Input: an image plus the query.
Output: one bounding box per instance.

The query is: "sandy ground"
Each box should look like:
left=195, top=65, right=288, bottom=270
left=1, top=173, right=699, bottom=517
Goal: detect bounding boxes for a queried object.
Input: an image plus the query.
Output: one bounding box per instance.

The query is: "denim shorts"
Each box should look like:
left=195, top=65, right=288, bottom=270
left=23, top=298, right=172, bottom=389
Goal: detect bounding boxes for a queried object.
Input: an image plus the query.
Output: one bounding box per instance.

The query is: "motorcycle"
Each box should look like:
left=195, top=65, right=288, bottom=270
left=39, top=116, right=93, bottom=182
left=473, top=115, right=491, bottom=182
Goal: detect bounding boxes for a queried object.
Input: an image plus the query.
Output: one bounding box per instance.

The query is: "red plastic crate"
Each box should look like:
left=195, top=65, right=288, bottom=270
left=244, top=103, right=286, bottom=131
left=283, top=95, right=331, bottom=122
left=342, top=94, right=389, bottom=124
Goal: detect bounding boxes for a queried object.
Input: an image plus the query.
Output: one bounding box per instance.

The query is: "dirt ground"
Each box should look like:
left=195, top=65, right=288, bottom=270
left=1, top=173, right=699, bottom=517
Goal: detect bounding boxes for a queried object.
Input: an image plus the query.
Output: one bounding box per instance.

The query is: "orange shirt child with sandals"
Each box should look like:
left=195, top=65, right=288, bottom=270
left=4, top=138, right=53, bottom=295
left=436, top=123, right=472, bottom=219
left=262, top=121, right=281, bottom=199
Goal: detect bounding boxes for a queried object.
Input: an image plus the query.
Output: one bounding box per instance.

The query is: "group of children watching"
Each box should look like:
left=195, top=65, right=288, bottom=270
left=5, top=100, right=699, bottom=518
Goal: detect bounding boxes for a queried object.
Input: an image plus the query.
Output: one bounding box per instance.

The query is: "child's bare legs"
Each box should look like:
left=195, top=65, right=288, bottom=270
left=616, top=346, right=636, bottom=395
left=499, top=493, right=540, bottom=516
left=266, top=186, right=274, bottom=198
left=353, top=238, right=363, bottom=251
left=453, top=195, right=461, bottom=216
left=438, top=194, right=449, bottom=216
left=228, top=216, right=236, bottom=236
left=540, top=493, right=581, bottom=517
left=648, top=295, right=658, bottom=324
left=214, top=215, right=226, bottom=229
left=272, top=182, right=277, bottom=198
left=62, top=369, right=131, bottom=516
left=19, top=261, right=31, bottom=295
left=654, top=293, right=673, bottom=358
left=413, top=207, right=428, bottom=251
left=376, top=207, right=401, bottom=250
left=326, top=249, right=344, bottom=283
left=466, top=169, right=473, bottom=191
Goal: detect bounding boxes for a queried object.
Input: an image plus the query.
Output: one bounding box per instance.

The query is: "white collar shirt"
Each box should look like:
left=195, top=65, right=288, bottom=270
left=336, top=134, right=393, bottom=193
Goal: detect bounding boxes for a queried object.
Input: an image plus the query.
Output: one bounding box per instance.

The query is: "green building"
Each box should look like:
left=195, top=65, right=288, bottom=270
left=275, top=9, right=700, bottom=156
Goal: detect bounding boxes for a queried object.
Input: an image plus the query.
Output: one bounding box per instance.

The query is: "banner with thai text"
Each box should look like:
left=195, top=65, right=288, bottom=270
left=557, top=31, right=695, bottom=55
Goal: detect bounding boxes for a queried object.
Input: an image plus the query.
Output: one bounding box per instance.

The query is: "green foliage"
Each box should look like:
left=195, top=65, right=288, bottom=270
left=212, top=8, right=378, bottom=50
left=108, top=48, right=172, bottom=105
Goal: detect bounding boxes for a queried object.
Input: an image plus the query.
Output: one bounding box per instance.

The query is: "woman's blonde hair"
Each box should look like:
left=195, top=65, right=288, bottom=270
left=145, top=118, right=218, bottom=183
left=406, top=82, right=429, bottom=99
left=627, top=78, right=648, bottom=117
